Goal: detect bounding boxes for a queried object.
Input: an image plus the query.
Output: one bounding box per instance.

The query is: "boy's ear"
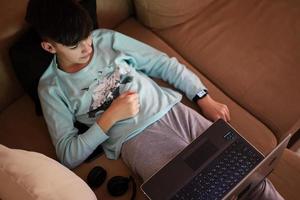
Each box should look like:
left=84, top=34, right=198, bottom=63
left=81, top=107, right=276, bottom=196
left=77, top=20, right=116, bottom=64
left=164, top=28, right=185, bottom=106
left=41, top=41, right=56, bottom=54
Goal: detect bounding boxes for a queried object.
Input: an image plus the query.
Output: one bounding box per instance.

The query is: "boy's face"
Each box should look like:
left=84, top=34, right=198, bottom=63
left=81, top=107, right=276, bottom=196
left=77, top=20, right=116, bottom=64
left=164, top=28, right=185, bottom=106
left=41, top=35, right=93, bottom=70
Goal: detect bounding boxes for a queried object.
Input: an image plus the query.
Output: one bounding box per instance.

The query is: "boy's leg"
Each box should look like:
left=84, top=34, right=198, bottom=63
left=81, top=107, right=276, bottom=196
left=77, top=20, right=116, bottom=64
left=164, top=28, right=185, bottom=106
left=121, top=103, right=284, bottom=199
left=246, top=179, right=284, bottom=200
left=121, top=103, right=212, bottom=181
left=157, top=102, right=213, bottom=143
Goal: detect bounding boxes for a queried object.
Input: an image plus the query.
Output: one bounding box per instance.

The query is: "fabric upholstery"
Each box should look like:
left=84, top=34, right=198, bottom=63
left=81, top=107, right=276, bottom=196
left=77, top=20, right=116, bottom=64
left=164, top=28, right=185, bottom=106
left=97, top=0, right=133, bottom=29
left=115, top=18, right=277, bottom=155
left=73, top=153, right=145, bottom=200
left=134, top=0, right=214, bottom=29
left=9, top=29, right=53, bottom=115
left=0, top=144, right=97, bottom=200
left=0, top=0, right=28, bottom=111
left=145, top=0, right=300, bottom=139
left=0, top=95, right=56, bottom=159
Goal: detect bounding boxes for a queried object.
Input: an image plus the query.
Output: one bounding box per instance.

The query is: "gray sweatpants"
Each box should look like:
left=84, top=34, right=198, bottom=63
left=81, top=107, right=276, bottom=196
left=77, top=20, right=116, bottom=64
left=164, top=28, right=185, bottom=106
left=121, top=103, right=284, bottom=200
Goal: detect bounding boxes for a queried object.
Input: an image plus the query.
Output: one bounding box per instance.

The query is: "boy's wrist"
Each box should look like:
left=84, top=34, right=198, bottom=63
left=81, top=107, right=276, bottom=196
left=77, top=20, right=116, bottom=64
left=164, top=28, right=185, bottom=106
left=196, top=94, right=211, bottom=107
left=97, top=112, right=115, bottom=133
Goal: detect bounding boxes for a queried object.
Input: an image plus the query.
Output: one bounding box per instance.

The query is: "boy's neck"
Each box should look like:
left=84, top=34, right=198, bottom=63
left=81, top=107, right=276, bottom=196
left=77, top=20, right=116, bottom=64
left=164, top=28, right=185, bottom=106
left=58, top=61, right=88, bottom=73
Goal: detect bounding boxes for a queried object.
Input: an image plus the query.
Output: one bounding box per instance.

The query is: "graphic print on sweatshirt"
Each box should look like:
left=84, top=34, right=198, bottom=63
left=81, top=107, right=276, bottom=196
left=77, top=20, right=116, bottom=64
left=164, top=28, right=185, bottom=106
left=87, top=63, right=133, bottom=118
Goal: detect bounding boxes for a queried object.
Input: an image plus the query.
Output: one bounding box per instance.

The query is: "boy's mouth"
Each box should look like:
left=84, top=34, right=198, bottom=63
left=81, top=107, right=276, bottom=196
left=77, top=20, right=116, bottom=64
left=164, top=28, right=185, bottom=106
left=81, top=52, right=91, bottom=59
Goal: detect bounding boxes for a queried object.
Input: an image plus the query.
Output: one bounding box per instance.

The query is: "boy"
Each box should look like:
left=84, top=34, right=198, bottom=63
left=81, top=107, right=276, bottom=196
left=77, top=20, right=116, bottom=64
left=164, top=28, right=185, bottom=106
left=26, top=0, right=283, bottom=199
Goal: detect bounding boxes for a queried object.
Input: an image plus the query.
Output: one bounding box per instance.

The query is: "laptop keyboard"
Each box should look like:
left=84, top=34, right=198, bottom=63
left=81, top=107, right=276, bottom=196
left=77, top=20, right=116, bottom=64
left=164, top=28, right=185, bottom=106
left=171, top=138, right=263, bottom=200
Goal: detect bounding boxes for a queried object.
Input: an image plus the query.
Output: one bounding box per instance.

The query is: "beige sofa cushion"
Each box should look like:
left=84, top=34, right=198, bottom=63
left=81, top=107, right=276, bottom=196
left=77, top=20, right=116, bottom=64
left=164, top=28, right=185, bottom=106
left=115, top=18, right=277, bottom=155
left=0, top=0, right=28, bottom=110
left=143, top=0, right=300, bottom=139
left=0, top=95, right=56, bottom=159
left=134, top=0, right=214, bottom=29
left=97, top=0, right=133, bottom=29
left=0, top=144, right=96, bottom=200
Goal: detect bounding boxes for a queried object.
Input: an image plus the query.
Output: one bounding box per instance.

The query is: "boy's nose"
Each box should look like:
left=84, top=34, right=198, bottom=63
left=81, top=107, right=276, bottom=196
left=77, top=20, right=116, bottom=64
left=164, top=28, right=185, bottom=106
left=81, top=41, right=92, bottom=53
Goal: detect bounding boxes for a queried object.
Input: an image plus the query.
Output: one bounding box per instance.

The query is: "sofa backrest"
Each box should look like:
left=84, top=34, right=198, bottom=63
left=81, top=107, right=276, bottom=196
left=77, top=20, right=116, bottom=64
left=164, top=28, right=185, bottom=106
left=0, top=0, right=27, bottom=111
left=97, top=0, right=133, bottom=29
left=134, top=0, right=214, bottom=29
left=134, top=0, right=300, bottom=139
left=0, top=0, right=133, bottom=112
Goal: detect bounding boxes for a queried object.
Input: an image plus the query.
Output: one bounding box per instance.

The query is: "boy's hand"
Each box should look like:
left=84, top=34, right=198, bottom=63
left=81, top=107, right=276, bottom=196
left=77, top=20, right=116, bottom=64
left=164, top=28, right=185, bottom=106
left=108, top=91, right=140, bottom=121
left=196, top=95, right=230, bottom=122
left=97, top=91, right=140, bottom=132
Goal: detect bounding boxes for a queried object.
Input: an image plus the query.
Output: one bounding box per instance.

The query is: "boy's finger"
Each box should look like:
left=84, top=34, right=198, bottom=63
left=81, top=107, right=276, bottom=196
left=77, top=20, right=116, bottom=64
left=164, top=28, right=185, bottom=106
left=119, top=91, right=135, bottom=98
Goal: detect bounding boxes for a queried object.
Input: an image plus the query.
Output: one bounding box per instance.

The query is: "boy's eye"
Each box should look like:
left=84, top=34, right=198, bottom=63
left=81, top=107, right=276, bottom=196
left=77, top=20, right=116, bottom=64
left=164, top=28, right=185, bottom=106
left=69, top=44, right=78, bottom=49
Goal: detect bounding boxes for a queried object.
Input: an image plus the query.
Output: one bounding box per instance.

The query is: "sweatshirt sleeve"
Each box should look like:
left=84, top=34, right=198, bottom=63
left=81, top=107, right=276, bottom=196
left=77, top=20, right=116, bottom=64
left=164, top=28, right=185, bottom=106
left=38, top=85, right=109, bottom=169
left=111, top=31, right=207, bottom=100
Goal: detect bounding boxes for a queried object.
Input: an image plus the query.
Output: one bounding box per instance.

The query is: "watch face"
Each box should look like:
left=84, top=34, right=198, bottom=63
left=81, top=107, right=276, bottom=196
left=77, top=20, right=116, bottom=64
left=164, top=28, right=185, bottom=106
left=193, top=89, right=208, bottom=102
left=197, top=90, right=207, bottom=98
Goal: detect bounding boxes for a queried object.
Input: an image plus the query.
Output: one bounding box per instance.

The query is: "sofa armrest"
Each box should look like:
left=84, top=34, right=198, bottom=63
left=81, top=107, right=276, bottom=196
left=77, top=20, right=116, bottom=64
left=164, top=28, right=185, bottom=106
left=285, top=119, right=300, bottom=148
left=269, top=149, right=300, bottom=200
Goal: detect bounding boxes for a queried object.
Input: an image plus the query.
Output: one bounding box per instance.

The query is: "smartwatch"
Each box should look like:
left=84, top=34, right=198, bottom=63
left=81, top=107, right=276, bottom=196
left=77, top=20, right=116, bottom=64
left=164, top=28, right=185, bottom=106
left=192, top=89, right=208, bottom=102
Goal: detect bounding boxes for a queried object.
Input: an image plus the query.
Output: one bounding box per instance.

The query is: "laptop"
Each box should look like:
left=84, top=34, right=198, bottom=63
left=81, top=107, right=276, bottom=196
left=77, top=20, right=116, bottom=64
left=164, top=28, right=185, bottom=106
left=141, top=119, right=291, bottom=200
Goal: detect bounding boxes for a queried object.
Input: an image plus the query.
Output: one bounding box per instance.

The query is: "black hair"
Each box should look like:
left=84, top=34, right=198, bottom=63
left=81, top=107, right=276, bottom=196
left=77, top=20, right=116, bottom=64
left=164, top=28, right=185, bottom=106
left=25, top=0, right=93, bottom=46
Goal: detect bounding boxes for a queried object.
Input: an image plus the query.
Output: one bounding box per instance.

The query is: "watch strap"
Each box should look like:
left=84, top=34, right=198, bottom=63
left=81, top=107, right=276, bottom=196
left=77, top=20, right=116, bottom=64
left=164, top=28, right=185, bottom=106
left=192, top=89, right=208, bottom=102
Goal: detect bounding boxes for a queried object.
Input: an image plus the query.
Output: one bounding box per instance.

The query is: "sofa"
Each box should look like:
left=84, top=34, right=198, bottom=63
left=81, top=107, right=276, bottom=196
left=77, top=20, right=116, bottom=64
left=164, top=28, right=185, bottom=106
left=0, top=0, right=300, bottom=199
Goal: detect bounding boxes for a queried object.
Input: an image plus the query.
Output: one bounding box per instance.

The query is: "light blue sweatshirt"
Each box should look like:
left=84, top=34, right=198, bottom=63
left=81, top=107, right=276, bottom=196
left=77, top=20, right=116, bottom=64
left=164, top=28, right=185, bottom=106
left=38, top=29, right=207, bottom=168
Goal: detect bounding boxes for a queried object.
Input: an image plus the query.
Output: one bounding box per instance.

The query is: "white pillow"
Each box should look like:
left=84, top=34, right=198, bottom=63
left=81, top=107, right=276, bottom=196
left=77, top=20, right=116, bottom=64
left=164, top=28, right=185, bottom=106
left=0, top=144, right=97, bottom=200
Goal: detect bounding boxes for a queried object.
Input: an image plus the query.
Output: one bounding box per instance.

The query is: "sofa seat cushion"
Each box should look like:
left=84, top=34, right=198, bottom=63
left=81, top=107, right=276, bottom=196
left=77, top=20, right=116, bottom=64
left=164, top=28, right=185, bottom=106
left=115, top=18, right=277, bottom=155
left=0, top=144, right=97, bottom=200
left=149, top=0, right=300, bottom=139
left=0, top=95, right=56, bottom=159
left=73, top=154, right=146, bottom=200
left=269, top=149, right=300, bottom=200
